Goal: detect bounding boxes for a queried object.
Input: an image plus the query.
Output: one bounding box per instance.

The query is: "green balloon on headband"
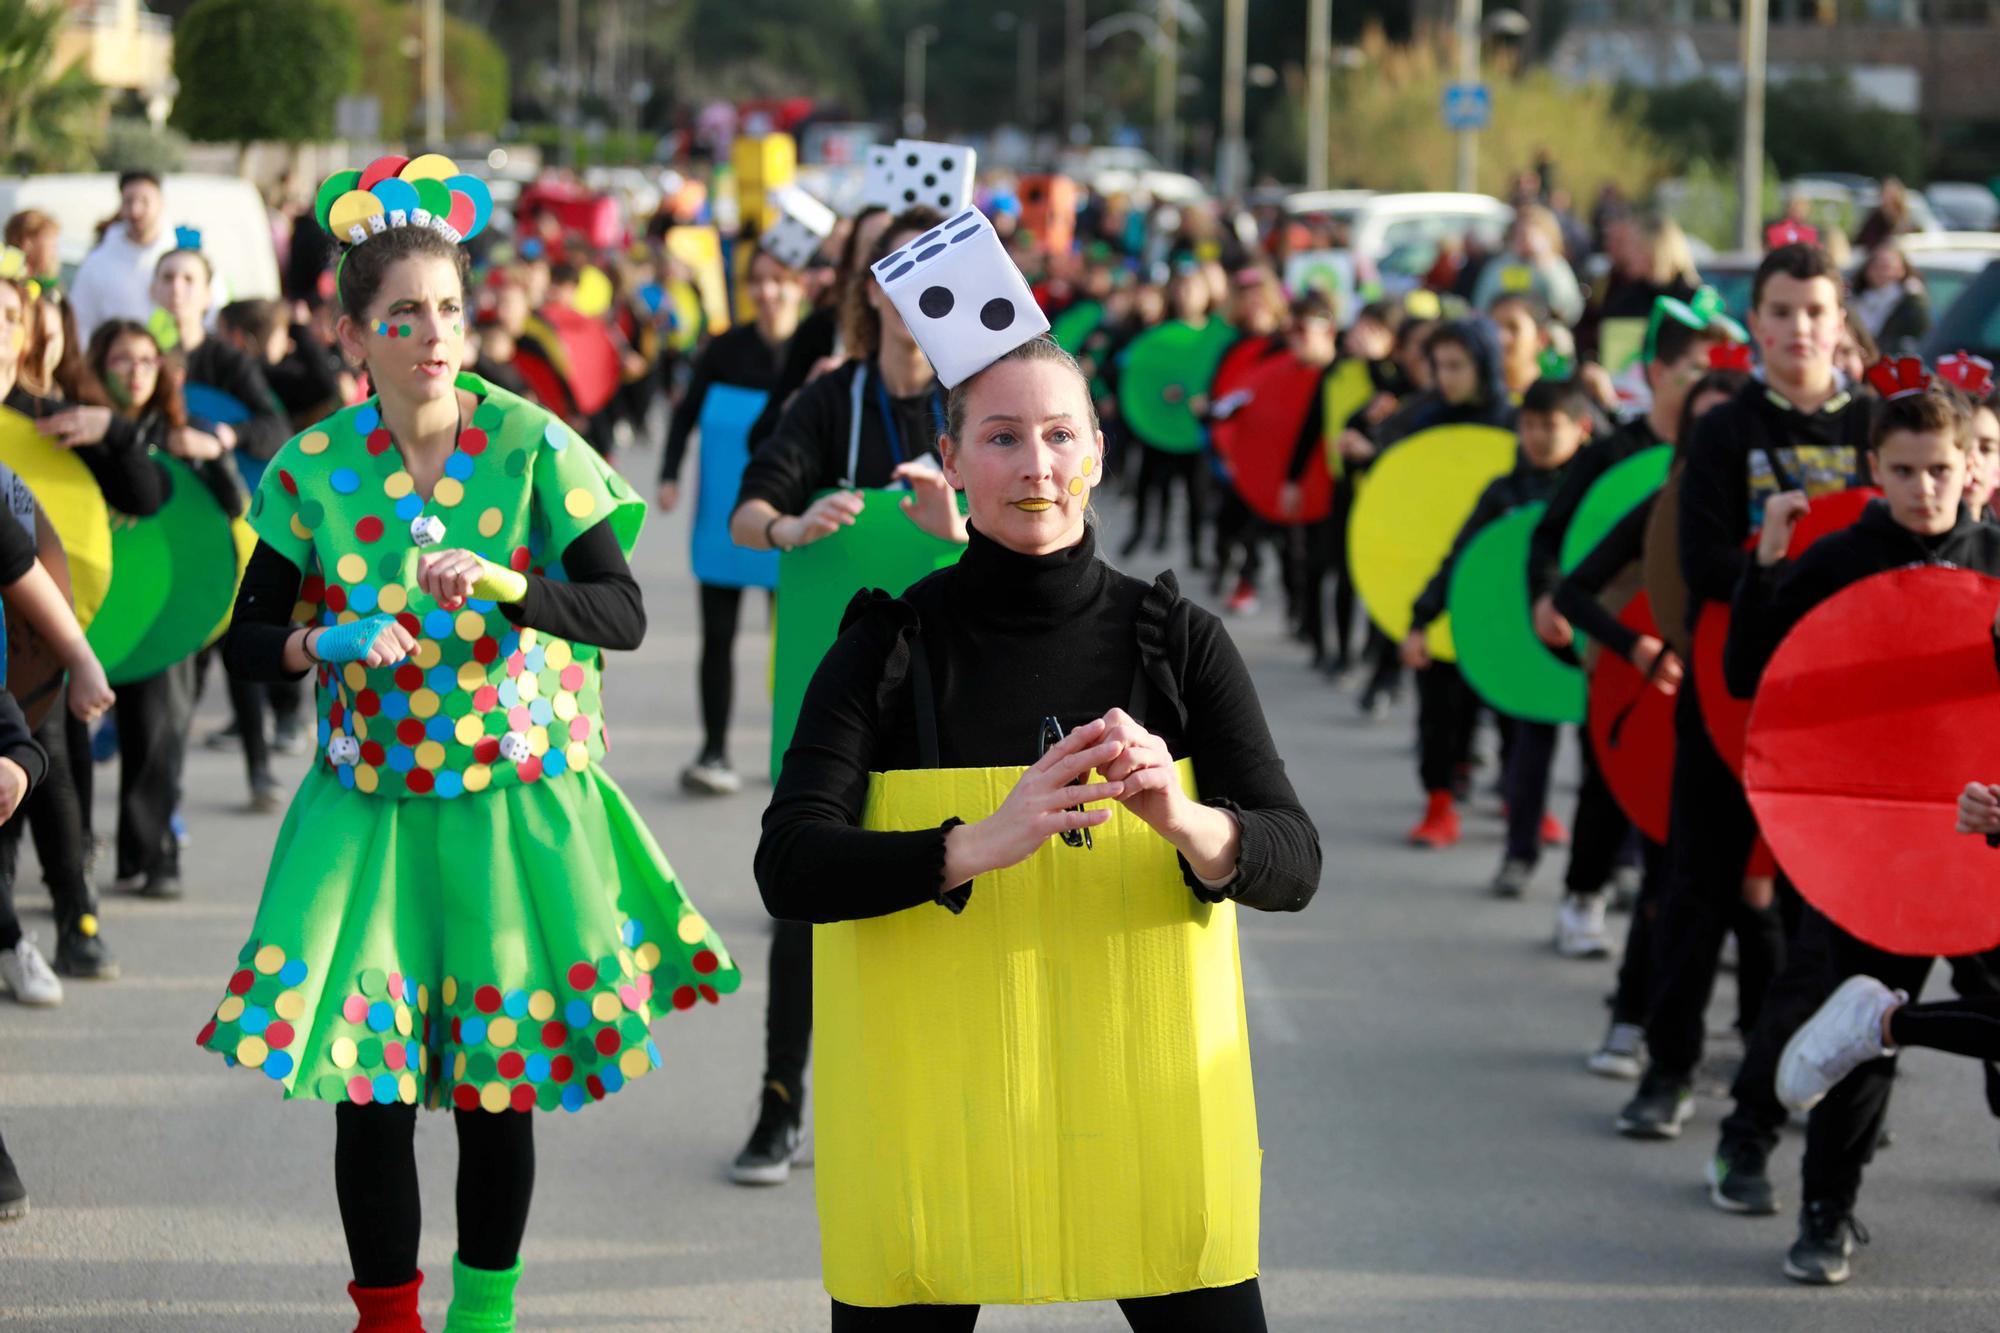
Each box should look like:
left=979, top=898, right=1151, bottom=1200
left=315, top=169, right=362, bottom=235
left=414, top=177, right=453, bottom=220
left=1642, top=285, right=1749, bottom=364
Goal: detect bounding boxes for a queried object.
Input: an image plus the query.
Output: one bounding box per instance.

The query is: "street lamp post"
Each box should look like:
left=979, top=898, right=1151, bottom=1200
left=1454, top=0, right=1481, bottom=193
left=1217, top=0, right=1247, bottom=197
left=1066, top=0, right=1085, bottom=141
left=422, top=0, right=444, bottom=145
left=1306, top=0, right=1330, bottom=190
left=1154, top=0, right=1177, bottom=168
left=1738, top=0, right=1769, bottom=251
left=904, top=26, right=939, bottom=138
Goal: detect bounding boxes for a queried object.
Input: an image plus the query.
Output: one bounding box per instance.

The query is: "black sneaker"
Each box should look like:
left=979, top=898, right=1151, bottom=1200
left=270, top=721, right=307, bottom=756
left=1784, top=1200, right=1868, bottom=1285
left=54, top=913, right=119, bottom=980
left=729, top=1084, right=808, bottom=1186
left=0, top=1136, right=26, bottom=1221
left=136, top=872, right=182, bottom=901
left=1616, top=1073, right=1694, bottom=1139
left=1707, top=1135, right=1779, bottom=1215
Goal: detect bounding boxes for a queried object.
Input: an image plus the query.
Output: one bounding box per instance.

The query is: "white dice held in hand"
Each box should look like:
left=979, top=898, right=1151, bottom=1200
left=883, top=140, right=976, bottom=213
left=870, top=209, right=1050, bottom=390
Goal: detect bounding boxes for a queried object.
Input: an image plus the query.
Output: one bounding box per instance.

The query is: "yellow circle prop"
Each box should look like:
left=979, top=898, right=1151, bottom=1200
left=573, top=265, right=614, bottom=318
left=398, top=153, right=457, bottom=182
left=328, top=190, right=385, bottom=237
left=1347, top=423, right=1517, bottom=661
left=0, top=408, right=112, bottom=629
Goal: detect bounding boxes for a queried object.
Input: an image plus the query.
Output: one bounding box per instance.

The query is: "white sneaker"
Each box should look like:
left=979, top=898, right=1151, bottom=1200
left=1588, top=1021, right=1646, bottom=1079
left=0, top=934, right=63, bottom=1006
left=1609, top=865, right=1641, bottom=912
left=1555, top=894, right=1611, bottom=959
left=679, top=757, right=742, bottom=796
left=1490, top=858, right=1534, bottom=898
left=1778, top=975, right=1904, bottom=1114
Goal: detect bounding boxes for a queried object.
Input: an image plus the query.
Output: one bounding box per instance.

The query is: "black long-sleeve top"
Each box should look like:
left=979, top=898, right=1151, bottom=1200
left=1411, top=450, right=1579, bottom=630
left=184, top=339, right=287, bottom=463
left=755, top=524, right=1322, bottom=924
left=1722, top=501, right=2000, bottom=699
left=1527, top=414, right=1663, bottom=601
left=1284, top=356, right=1404, bottom=482
left=733, top=358, right=941, bottom=517
left=747, top=304, right=839, bottom=448
left=660, top=323, right=787, bottom=484
left=263, top=325, right=346, bottom=422
left=4, top=387, right=165, bottom=518
left=221, top=518, right=645, bottom=684
left=1676, top=380, right=1872, bottom=627
left=0, top=512, right=48, bottom=793
left=1552, top=496, right=1653, bottom=662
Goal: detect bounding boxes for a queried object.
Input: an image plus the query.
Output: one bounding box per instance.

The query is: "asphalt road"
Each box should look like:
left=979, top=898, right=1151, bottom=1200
left=4, top=438, right=1999, bottom=1330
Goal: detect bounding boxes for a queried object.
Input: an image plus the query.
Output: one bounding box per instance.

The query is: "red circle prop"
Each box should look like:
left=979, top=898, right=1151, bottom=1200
left=359, top=155, right=411, bottom=191
left=1694, top=489, right=1879, bottom=775
left=1587, top=592, right=1678, bottom=844
left=1745, top=566, right=2000, bottom=956
left=1209, top=355, right=1334, bottom=525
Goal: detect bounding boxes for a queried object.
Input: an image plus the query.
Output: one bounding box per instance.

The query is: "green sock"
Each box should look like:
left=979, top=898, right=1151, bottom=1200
left=443, top=1254, right=521, bottom=1333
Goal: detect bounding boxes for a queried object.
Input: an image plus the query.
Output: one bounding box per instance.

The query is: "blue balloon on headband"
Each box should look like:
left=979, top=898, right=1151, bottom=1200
left=445, top=175, right=493, bottom=238
left=370, top=177, right=420, bottom=216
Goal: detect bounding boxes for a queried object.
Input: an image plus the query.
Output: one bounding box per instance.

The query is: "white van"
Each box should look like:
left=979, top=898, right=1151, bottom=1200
left=0, top=173, right=281, bottom=303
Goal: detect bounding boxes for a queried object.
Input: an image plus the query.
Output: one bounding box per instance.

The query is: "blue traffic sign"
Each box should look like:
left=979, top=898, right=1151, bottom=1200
left=1443, top=83, right=1492, bottom=131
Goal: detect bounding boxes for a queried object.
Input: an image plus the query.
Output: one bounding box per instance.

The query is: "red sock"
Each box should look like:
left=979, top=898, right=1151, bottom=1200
left=349, top=1272, right=425, bottom=1332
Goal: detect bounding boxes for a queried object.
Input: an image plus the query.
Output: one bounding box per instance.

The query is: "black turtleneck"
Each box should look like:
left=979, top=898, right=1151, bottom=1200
left=1527, top=413, right=1665, bottom=601
left=1723, top=499, right=2000, bottom=698
left=756, top=523, right=1322, bottom=923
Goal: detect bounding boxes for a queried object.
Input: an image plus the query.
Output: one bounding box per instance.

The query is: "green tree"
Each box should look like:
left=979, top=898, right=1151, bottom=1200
left=0, top=0, right=104, bottom=172
left=1624, top=72, right=1924, bottom=185
left=170, top=0, right=359, bottom=147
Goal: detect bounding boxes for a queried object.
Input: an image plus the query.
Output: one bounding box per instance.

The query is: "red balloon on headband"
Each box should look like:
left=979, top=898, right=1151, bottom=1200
left=359, top=155, right=411, bottom=191
left=1694, top=487, right=1879, bottom=775
left=1746, top=565, right=2000, bottom=955
left=445, top=189, right=478, bottom=238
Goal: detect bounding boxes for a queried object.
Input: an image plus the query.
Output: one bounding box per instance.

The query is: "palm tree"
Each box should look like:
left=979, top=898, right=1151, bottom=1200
left=0, top=0, right=104, bottom=172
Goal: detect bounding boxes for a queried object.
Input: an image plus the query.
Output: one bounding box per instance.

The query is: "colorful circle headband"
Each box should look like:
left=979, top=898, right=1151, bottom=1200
left=314, top=153, right=493, bottom=249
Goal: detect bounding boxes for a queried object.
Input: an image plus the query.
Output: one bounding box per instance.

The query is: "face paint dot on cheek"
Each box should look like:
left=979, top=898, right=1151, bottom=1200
left=1068, top=476, right=1085, bottom=496
left=1080, top=456, right=1094, bottom=476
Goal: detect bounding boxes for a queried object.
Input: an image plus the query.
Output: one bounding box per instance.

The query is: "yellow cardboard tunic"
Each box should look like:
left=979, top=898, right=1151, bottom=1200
left=813, top=757, right=1261, bottom=1307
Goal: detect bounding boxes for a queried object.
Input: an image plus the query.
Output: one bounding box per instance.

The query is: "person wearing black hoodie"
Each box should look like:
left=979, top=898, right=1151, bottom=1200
left=1377, top=317, right=1515, bottom=850
left=1618, top=245, right=1874, bottom=1143
left=1714, top=384, right=2000, bottom=1286
left=1404, top=378, right=1592, bottom=904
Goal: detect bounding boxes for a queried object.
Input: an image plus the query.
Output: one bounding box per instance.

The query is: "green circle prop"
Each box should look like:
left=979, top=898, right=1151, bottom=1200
left=1050, top=300, right=1104, bottom=355
left=91, top=458, right=241, bottom=685
left=314, top=169, right=362, bottom=234
left=1347, top=423, right=1517, bottom=660
left=1116, top=319, right=1237, bottom=454
left=1448, top=500, right=1586, bottom=725
left=1559, top=445, right=1672, bottom=573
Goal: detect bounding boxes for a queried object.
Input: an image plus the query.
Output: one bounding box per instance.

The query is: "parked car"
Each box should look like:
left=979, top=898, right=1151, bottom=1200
left=1279, top=190, right=1514, bottom=299
left=1925, top=182, right=2000, bottom=234
left=0, top=172, right=280, bottom=303
left=1920, top=258, right=2000, bottom=364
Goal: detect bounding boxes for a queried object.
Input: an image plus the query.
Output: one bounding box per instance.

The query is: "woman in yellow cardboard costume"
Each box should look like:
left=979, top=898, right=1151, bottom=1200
left=758, top=329, right=1322, bottom=1330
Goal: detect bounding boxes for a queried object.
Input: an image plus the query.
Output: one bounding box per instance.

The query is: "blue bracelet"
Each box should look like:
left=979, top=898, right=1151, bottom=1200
left=311, top=613, right=398, bottom=664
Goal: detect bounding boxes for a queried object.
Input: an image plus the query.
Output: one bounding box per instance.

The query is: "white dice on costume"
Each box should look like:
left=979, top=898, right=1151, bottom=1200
left=410, top=515, right=446, bottom=548
left=863, top=140, right=976, bottom=214
left=759, top=185, right=837, bottom=272
left=870, top=208, right=1051, bottom=390
left=498, top=731, right=532, bottom=764
left=328, top=735, right=360, bottom=766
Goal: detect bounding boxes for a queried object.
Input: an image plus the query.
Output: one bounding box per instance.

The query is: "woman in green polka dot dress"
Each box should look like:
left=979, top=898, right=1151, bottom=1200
left=195, top=158, right=738, bottom=1333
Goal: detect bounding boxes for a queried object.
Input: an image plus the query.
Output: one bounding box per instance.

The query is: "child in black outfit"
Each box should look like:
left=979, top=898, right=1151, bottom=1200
left=1403, top=377, right=1591, bottom=886
left=1719, top=379, right=2000, bottom=1286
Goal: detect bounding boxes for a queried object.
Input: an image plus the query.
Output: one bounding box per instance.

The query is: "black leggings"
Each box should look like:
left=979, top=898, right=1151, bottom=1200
left=1121, top=445, right=1208, bottom=563
left=696, top=583, right=769, bottom=761
left=334, top=1103, right=536, bottom=1287
left=830, top=1277, right=1267, bottom=1332
left=0, top=691, right=95, bottom=950
left=1889, top=994, right=2000, bottom=1060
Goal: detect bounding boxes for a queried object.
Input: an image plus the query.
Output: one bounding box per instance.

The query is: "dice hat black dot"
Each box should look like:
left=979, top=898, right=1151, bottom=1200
left=919, top=286, right=955, bottom=318
left=916, top=243, right=946, bottom=261
left=980, top=298, right=1015, bottom=331
left=941, top=157, right=955, bottom=170
left=905, top=153, right=920, bottom=167
left=924, top=174, right=937, bottom=188
left=949, top=224, right=979, bottom=243
left=914, top=228, right=943, bottom=248
left=902, top=189, right=917, bottom=203
left=949, top=210, right=977, bottom=227
left=885, top=261, right=915, bottom=282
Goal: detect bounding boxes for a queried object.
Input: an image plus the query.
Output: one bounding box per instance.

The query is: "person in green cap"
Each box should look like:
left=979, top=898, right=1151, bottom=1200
left=195, top=155, right=739, bottom=1333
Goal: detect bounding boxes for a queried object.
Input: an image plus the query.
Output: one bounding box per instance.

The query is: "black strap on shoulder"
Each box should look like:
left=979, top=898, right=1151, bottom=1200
left=1127, top=653, right=1153, bottom=727
left=910, top=632, right=940, bottom=770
